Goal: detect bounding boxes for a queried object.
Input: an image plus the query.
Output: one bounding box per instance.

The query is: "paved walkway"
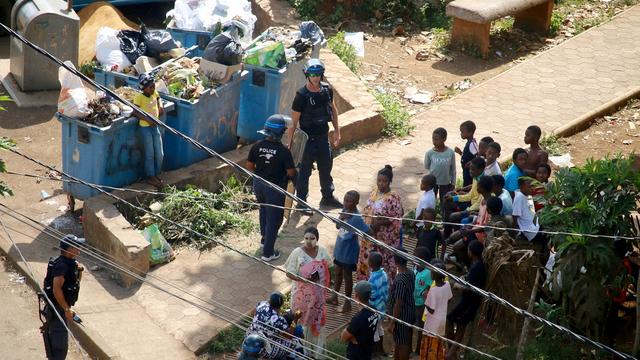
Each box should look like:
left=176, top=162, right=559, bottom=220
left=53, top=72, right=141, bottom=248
left=2, top=5, right=640, bottom=359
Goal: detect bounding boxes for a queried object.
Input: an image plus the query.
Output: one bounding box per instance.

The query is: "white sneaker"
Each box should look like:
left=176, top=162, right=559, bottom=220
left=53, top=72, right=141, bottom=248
left=261, top=250, right=281, bottom=262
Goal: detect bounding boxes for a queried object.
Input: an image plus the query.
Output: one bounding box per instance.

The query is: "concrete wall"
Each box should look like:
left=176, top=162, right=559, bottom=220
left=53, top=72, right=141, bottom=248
left=82, top=198, right=149, bottom=288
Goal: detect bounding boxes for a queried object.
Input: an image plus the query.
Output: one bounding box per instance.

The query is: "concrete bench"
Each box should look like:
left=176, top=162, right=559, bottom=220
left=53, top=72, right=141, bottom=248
left=446, top=0, right=554, bottom=58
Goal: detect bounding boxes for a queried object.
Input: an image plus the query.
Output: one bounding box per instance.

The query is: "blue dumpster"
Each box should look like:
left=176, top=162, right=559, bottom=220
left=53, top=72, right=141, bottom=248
left=161, top=71, right=245, bottom=170
left=166, top=27, right=215, bottom=58
left=237, top=31, right=323, bottom=143
left=94, top=68, right=139, bottom=89
left=58, top=100, right=174, bottom=200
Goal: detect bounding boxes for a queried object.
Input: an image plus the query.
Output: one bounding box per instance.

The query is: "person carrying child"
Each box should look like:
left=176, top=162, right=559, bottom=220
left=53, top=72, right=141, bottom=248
left=420, top=260, right=452, bottom=360
left=504, top=148, right=528, bottom=195
left=368, top=252, right=389, bottom=356
left=424, top=128, right=456, bottom=206
left=523, top=125, right=549, bottom=177
left=328, top=190, right=371, bottom=313
left=532, top=163, right=552, bottom=211
left=134, top=73, right=164, bottom=189
left=388, top=247, right=415, bottom=360
left=413, top=247, right=433, bottom=357
left=446, top=240, right=487, bottom=360
left=483, top=142, right=502, bottom=176
left=454, top=121, right=479, bottom=187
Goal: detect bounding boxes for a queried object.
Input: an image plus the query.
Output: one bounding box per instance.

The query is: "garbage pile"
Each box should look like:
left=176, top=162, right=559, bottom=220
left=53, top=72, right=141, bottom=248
left=57, top=60, right=133, bottom=127
left=156, top=58, right=210, bottom=101
left=244, top=22, right=325, bottom=69
left=166, top=0, right=257, bottom=46
left=95, top=24, right=184, bottom=76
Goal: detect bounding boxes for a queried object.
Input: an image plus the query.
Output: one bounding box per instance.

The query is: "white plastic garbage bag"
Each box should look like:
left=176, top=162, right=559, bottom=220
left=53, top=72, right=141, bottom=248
left=166, top=0, right=257, bottom=46
left=549, top=153, right=574, bottom=168
left=95, top=27, right=132, bottom=70
left=57, top=61, right=91, bottom=118
left=344, top=32, right=365, bottom=57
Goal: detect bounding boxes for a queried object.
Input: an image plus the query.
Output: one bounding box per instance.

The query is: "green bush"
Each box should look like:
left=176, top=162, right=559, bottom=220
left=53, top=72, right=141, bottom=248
left=287, top=0, right=320, bottom=20
left=540, top=155, right=640, bottom=338
left=373, top=91, right=415, bottom=138
left=432, top=27, right=451, bottom=50
left=208, top=326, right=246, bottom=354
left=328, top=32, right=361, bottom=74
left=540, top=134, right=568, bottom=156
left=549, top=11, right=565, bottom=37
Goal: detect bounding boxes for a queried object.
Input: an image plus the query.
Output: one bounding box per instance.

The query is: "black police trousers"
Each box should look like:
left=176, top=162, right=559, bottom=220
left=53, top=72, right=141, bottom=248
left=43, top=307, right=68, bottom=360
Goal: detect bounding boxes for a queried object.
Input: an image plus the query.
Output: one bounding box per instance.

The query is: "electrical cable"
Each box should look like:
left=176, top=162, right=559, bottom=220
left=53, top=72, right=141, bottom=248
left=6, top=170, right=639, bottom=241
left=0, top=21, right=634, bottom=359
left=1, top=151, right=501, bottom=360
left=0, top=204, right=338, bottom=359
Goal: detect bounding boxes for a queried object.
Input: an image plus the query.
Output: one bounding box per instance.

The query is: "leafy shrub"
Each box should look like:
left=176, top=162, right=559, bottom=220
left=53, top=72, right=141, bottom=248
left=328, top=32, right=360, bottom=74
left=208, top=325, right=246, bottom=354
left=549, top=11, right=565, bottom=37
left=540, top=133, right=568, bottom=156
left=287, top=0, right=320, bottom=20
left=540, top=155, right=640, bottom=337
left=373, top=91, right=415, bottom=138
left=0, top=136, right=15, bottom=197
left=432, top=27, right=451, bottom=50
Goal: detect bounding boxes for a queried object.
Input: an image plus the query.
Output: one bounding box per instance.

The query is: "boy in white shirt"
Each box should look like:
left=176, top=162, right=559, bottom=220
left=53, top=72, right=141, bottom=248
left=512, top=177, right=549, bottom=262
left=484, top=142, right=502, bottom=176
left=415, top=175, right=437, bottom=230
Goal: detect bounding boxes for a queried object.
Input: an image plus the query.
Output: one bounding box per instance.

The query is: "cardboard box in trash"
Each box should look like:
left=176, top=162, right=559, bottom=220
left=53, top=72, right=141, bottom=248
left=198, top=59, right=243, bottom=84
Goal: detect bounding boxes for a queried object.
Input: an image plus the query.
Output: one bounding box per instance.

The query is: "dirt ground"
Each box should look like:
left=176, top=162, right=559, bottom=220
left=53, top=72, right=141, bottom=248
left=0, top=256, right=83, bottom=360
left=564, top=98, right=640, bottom=166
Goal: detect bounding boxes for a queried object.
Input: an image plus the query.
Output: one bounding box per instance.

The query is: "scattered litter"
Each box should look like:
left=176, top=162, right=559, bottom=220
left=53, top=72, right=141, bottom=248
left=623, top=140, right=634, bottom=145
left=344, top=32, right=365, bottom=57
left=403, top=86, right=418, bottom=99
left=90, top=265, right=102, bottom=271
left=607, top=131, right=613, bottom=134
left=452, top=78, right=473, bottom=91
left=583, top=135, right=589, bottom=140
left=549, top=153, right=574, bottom=168
left=400, top=139, right=412, bottom=146
left=409, top=91, right=434, bottom=104
left=392, top=25, right=405, bottom=36
left=363, top=74, right=378, bottom=82
left=149, top=202, right=163, bottom=213
left=9, top=274, right=26, bottom=284
left=495, top=50, right=503, bottom=57
left=604, top=115, right=618, bottom=121
left=374, top=86, right=386, bottom=94
left=40, top=190, right=51, bottom=201
left=23, top=137, right=32, bottom=143
left=390, top=65, right=400, bottom=69
left=629, top=122, right=636, bottom=130
left=58, top=205, right=69, bottom=213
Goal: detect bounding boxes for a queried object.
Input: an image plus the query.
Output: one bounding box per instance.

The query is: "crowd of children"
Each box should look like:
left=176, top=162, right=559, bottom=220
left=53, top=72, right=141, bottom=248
left=343, top=121, right=552, bottom=360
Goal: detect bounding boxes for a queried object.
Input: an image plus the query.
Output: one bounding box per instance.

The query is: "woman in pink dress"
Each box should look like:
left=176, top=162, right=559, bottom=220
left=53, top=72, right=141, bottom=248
left=357, top=165, right=404, bottom=286
left=284, top=226, right=332, bottom=355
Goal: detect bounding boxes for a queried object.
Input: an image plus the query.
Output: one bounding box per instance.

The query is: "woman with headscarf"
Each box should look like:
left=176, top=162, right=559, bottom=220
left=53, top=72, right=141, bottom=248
left=284, top=226, right=332, bottom=356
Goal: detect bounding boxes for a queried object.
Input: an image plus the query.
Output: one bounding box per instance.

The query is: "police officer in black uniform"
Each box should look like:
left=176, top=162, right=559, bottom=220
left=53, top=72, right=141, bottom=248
left=247, top=115, right=296, bottom=262
left=42, top=234, right=85, bottom=360
left=288, top=59, right=343, bottom=215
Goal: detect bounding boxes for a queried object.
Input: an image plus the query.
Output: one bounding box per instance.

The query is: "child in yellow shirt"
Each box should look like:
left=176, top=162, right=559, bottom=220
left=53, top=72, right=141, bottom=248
left=134, top=74, right=164, bottom=188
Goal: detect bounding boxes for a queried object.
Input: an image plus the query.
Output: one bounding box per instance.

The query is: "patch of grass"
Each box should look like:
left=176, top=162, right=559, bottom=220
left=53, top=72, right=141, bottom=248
left=549, top=11, right=565, bottom=36
left=540, top=134, right=568, bottom=156
left=328, top=32, right=361, bottom=74
left=326, top=340, right=347, bottom=357
left=208, top=326, right=245, bottom=354
left=432, top=27, right=451, bottom=51
left=373, top=91, right=415, bottom=138
left=0, top=94, right=11, bottom=112
left=491, top=16, right=514, bottom=34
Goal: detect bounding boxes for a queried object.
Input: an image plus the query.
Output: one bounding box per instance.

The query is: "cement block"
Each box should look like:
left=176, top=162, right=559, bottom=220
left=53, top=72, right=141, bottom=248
left=82, top=198, right=149, bottom=287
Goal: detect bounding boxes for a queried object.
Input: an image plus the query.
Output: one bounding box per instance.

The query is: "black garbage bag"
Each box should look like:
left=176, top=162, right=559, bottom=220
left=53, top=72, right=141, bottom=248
left=202, top=33, right=243, bottom=66
left=117, top=30, right=147, bottom=64
left=299, top=21, right=325, bottom=44
left=141, top=23, right=180, bottom=58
